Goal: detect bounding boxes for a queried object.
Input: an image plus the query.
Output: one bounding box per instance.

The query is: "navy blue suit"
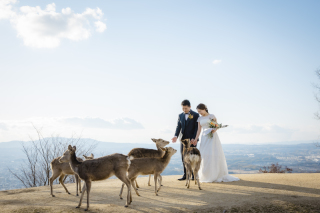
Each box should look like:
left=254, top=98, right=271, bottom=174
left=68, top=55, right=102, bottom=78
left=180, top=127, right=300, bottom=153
left=174, top=110, right=199, bottom=176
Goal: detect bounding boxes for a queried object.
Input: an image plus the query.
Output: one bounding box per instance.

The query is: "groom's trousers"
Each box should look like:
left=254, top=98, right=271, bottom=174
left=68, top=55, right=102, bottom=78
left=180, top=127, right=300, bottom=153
left=180, top=138, right=197, bottom=177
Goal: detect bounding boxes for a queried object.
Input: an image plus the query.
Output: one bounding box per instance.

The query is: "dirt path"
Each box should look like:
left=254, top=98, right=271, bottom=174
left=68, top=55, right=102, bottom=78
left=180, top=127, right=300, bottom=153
left=0, top=173, right=320, bottom=212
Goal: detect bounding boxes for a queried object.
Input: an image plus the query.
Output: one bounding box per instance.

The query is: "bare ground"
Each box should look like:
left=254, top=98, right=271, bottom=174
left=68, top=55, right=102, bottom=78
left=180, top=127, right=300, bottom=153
left=0, top=173, right=319, bottom=213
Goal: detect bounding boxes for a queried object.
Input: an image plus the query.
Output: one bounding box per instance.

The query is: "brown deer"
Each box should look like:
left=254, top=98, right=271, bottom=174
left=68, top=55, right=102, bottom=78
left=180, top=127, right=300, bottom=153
left=60, top=145, right=132, bottom=211
left=49, top=153, right=94, bottom=197
left=120, top=146, right=177, bottom=197
left=181, top=139, right=202, bottom=190
left=128, top=138, right=169, bottom=188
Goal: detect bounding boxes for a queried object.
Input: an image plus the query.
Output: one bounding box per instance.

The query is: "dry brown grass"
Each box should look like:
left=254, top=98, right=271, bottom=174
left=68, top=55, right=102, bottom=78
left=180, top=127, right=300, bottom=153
left=0, top=173, right=320, bottom=212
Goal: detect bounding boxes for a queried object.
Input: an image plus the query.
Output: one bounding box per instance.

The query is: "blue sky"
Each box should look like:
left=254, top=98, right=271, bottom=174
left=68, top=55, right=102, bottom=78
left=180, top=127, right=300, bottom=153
left=0, top=0, right=320, bottom=144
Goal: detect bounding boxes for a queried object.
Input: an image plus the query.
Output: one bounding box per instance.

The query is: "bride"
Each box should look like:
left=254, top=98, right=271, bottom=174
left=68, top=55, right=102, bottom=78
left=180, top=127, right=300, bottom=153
left=191, top=103, right=240, bottom=183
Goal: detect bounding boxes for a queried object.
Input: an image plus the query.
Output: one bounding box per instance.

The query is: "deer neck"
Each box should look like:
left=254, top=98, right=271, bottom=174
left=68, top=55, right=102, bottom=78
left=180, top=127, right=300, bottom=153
left=161, top=151, right=173, bottom=165
left=69, top=152, right=81, bottom=174
left=182, top=144, right=190, bottom=156
left=156, top=144, right=165, bottom=155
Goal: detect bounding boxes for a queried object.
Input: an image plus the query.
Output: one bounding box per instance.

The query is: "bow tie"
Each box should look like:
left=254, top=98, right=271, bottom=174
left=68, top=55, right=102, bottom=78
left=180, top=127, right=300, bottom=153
left=185, top=112, right=190, bottom=115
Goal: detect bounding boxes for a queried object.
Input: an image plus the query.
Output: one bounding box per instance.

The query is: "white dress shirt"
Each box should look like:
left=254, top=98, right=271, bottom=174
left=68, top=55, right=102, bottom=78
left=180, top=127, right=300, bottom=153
left=185, top=113, right=189, bottom=121
left=174, top=112, right=190, bottom=138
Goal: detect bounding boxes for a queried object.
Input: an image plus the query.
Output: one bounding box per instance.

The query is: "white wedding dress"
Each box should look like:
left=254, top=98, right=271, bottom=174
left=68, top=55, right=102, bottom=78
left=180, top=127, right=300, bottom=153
left=198, top=114, right=240, bottom=183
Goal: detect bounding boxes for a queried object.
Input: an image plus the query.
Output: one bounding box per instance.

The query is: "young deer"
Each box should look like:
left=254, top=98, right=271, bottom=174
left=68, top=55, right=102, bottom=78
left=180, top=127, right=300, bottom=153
left=120, top=147, right=177, bottom=197
left=181, top=139, right=202, bottom=190
left=60, top=145, right=132, bottom=211
left=50, top=153, right=94, bottom=197
left=128, top=138, right=169, bottom=188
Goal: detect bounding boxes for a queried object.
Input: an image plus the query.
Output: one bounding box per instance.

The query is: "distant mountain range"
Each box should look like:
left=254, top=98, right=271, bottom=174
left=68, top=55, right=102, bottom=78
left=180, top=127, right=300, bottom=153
left=0, top=139, right=320, bottom=191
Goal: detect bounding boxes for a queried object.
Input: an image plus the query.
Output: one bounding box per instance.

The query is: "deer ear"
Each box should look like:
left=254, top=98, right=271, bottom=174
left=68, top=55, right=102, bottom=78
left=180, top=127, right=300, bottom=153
left=83, top=155, right=87, bottom=158
left=68, top=145, right=72, bottom=150
left=151, top=138, right=156, bottom=143
left=160, top=147, right=166, bottom=151
left=91, top=153, right=94, bottom=158
left=73, top=146, right=76, bottom=151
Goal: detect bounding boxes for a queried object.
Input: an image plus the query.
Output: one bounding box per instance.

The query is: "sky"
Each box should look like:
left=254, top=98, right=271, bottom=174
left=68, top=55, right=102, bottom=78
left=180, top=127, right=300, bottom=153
left=0, top=0, right=320, bottom=144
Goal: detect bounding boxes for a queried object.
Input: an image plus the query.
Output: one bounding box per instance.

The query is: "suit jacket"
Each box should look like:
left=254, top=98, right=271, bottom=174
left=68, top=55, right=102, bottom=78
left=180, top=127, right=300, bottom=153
left=174, top=110, right=199, bottom=140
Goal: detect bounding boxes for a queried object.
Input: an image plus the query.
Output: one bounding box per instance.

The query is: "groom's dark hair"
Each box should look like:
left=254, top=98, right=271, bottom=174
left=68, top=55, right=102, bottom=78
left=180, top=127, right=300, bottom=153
left=181, top=99, right=191, bottom=107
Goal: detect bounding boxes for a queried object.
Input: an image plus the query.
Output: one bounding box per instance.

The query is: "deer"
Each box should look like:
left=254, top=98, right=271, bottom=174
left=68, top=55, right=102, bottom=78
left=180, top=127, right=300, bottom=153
left=181, top=139, right=202, bottom=190
left=49, top=153, right=94, bottom=197
left=128, top=138, right=169, bottom=188
left=120, top=146, right=177, bottom=197
left=60, top=145, right=132, bottom=211
left=61, top=154, right=95, bottom=186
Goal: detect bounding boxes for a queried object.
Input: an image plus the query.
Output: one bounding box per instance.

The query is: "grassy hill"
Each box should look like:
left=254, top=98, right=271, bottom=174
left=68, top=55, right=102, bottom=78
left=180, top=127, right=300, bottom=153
left=0, top=173, right=319, bottom=212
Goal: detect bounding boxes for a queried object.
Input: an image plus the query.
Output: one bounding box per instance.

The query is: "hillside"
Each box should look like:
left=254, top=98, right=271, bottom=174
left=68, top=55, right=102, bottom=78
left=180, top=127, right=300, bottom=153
left=0, top=173, right=319, bottom=212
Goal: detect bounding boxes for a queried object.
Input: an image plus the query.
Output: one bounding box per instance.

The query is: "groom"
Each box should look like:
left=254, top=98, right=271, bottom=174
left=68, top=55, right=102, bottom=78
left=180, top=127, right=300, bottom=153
left=172, top=99, right=199, bottom=181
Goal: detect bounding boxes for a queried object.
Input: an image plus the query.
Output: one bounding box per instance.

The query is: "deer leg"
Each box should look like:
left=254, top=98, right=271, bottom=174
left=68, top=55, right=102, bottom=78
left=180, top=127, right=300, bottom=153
left=118, top=176, right=131, bottom=207
left=119, top=183, right=125, bottom=199
left=148, top=175, right=151, bottom=186
left=75, top=175, right=79, bottom=196
left=157, top=175, right=162, bottom=192
left=63, top=175, right=68, bottom=182
left=196, top=171, right=201, bottom=190
left=78, top=175, right=82, bottom=194
left=116, top=171, right=133, bottom=206
left=59, top=174, right=70, bottom=194
left=185, top=168, right=189, bottom=186
left=85, top=181, right=91, bottom=211
left=77, top=183, right=86, bottom=208
left=135, top=179, right=140, bottom=188
left=186, top=166, right=191, bottom=188
left=49, top=170, right=60, bottom=197
left=126, top=180, right=132, bottom=206
left=154, top=174, right=158, bottom=196
left=131, top=178, right=140, bottom=196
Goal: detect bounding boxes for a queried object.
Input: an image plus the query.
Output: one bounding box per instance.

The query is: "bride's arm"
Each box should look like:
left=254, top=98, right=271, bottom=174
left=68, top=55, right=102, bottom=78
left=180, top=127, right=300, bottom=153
left=212, top=115, right=218, bottom=133
left=193, top=122, right=202, bottom=145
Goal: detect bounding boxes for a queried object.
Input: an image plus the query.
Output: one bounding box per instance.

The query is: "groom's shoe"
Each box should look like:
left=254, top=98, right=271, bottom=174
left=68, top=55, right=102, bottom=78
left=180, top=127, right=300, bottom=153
left=192, top=176, right=195, bottom=181
left=178, top=175, right=186, bottom=181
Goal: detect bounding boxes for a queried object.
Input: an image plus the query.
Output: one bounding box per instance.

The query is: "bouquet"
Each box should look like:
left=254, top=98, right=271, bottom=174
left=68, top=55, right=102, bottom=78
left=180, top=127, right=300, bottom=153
left=206, top=119, right=228, bottom=138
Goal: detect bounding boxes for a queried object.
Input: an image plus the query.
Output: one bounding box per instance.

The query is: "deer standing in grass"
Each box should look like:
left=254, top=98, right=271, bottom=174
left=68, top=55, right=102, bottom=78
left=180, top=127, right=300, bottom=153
left=60, top=145, right=132, bottom=211
left=128, top=138, right=169, bottom=188
left=49, top=153, right=94, bottom=197
left=120, top=146, right=177, bottom=197
left=181, top=139, right=202, bottom=190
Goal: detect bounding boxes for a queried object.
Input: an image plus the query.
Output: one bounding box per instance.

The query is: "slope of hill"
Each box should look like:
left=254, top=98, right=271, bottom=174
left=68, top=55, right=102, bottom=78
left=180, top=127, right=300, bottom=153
left=0, top=173, right=319, bottom=212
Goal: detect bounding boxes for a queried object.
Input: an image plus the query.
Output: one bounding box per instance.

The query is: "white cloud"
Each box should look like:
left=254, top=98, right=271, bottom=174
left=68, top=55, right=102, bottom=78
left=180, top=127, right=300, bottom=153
left=0, top=0, right=16, bottom=20
left=94, top=21, right=106, bottom=32
left=212, top=59, right=222, bottom=64
left=0, top=1, right=107, bottom=48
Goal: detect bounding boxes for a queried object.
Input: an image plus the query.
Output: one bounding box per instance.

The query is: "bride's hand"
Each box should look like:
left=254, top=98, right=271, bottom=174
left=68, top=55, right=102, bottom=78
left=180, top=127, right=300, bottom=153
left=211, top=129, right=217, bottom=133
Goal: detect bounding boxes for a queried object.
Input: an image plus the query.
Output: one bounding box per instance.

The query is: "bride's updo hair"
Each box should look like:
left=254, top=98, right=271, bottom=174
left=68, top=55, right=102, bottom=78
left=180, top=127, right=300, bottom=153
left=197, top=103, right=208, bottom=113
